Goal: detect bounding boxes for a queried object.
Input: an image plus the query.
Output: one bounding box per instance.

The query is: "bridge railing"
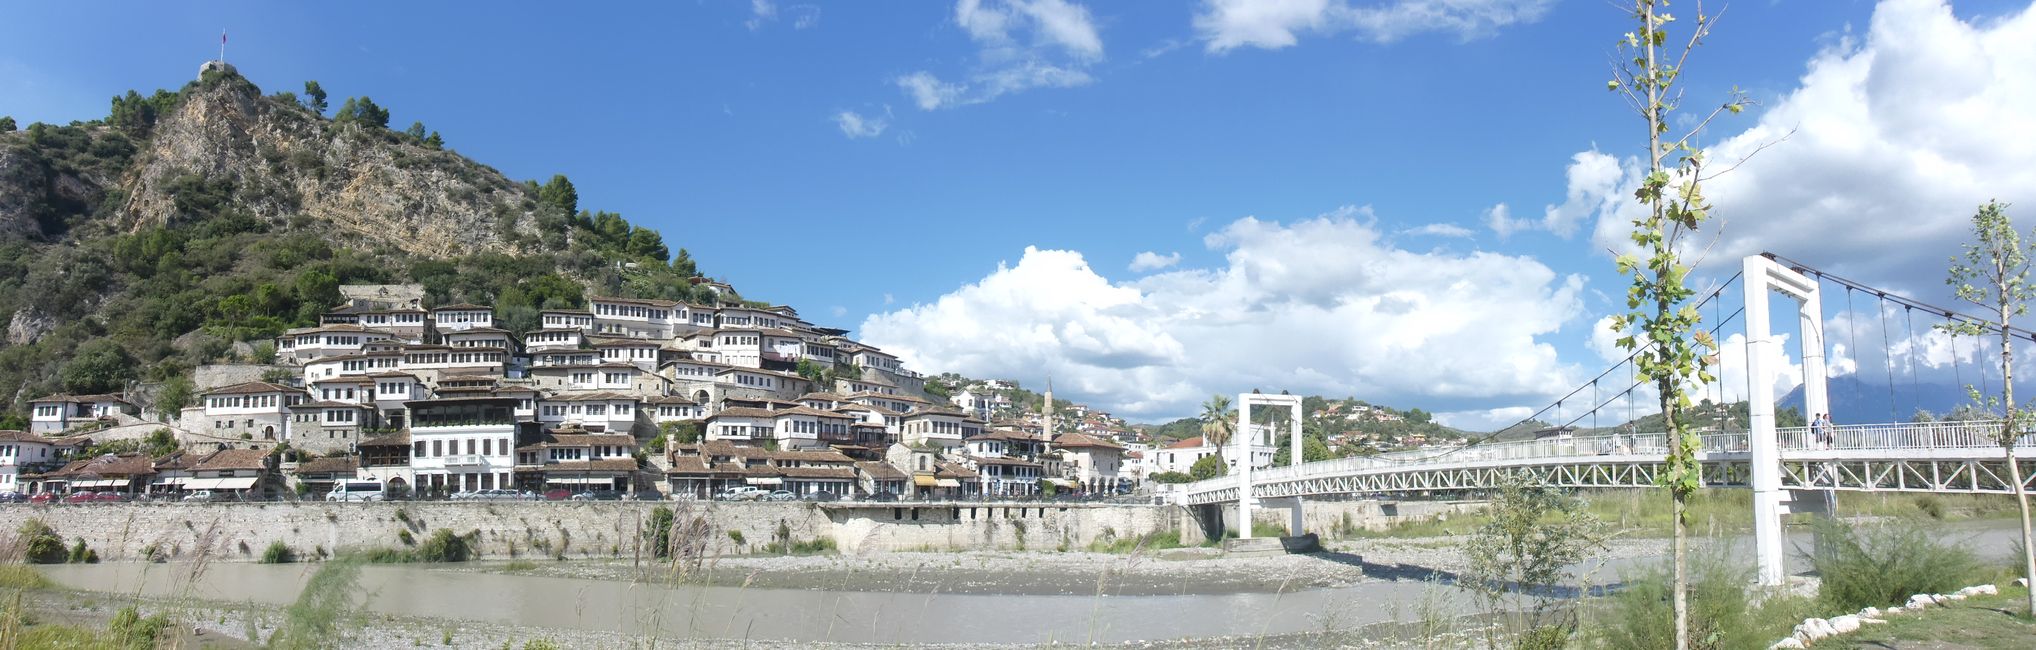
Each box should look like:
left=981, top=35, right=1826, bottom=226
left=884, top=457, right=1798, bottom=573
left=1777, top=420, right=2027, bottom=451
left=1226, top=430, right=1751, bottom=490
left=1184, top=420, right=2033, bottom=497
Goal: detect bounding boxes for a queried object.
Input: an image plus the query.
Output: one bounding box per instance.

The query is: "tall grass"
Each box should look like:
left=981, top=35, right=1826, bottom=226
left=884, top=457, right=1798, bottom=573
left=1588, top=549, right=1818, bottom=650
left=1804, top=517, right=1981, bottom=612
left=267, top=556, right=365, bottom=649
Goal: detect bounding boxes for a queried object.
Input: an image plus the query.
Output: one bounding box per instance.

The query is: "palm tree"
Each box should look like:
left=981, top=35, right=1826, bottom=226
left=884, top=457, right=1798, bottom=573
left=1200, top=395, right=1236, bottom=448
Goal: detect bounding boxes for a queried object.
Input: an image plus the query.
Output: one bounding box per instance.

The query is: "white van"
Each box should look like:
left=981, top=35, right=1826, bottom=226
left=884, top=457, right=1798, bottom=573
left=326, top=480, right=385, bottom=502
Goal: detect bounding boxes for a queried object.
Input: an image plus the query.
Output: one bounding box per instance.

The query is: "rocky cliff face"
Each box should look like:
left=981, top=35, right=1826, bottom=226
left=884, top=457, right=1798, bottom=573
left=113, top=70, right=541, bottom=257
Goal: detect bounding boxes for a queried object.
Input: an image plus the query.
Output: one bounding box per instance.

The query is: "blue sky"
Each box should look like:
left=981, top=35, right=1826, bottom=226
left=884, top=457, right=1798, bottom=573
left=6, top=1, right=2035, bottom=426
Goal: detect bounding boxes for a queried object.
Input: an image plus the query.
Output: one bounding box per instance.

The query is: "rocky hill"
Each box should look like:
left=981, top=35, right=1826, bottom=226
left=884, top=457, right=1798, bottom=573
left=0, top=63, right=715, bottom=417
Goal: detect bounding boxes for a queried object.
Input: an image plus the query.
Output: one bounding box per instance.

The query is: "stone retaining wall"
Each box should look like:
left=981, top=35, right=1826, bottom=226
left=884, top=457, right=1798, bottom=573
left=0, top=501, right=1180, bottom=561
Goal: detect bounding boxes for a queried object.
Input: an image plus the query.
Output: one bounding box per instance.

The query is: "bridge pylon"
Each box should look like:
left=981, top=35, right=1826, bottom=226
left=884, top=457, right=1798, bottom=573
left=1236, top=392, right=1304, bottom=539
left=1744, top=254, right=1831, bottom=586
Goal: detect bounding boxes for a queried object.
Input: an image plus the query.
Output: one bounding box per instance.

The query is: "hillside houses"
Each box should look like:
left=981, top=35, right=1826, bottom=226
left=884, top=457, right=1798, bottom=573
left=5, top=284, right=1135, bottom=500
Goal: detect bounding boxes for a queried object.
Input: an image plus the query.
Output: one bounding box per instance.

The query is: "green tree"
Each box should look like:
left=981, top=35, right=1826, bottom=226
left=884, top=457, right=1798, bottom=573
left=294, top=268, right=341, bottom=321
left=626, top=228, right=670, bottom=261
left=1199, top=394, right=1236, bottom=448
left=0, top=116, right=15, bottom=131
left=423, top=131, right=443, bottom=149
left=1187, top=453, right=1226, bottom=481
left=302, top=81, right=328, bottom=115
left=62, top=339, right=136, bottom=394
left=661, top=420, right=702, bottom=445
left=1940, top=199, right=2036, bottom=617
left=334, top=96, right=390, bottom=128
left=1272, top=436, right=1333, bottom=465
left=156, top=375, right=195, bottom=416
left=1606, top=3, right=1745, bottom=645
left=538, top=174, right=578, bottom=216
left=404, top=121, right=427, bottom=141
left=671, top=248, right=698, bottom=277
left=794, top=359, right=826, bottom=383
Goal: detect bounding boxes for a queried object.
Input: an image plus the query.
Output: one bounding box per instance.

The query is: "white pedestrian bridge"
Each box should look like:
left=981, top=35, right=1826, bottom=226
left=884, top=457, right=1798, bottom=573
left=1176, top=420, right=2035, bottom=506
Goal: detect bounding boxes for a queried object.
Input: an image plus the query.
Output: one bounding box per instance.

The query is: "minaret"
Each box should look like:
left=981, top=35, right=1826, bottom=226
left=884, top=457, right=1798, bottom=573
left=1042, top=376, right=1054, bottom=441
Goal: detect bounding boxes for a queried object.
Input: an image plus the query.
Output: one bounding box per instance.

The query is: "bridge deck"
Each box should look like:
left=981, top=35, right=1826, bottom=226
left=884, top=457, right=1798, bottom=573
left=1177, top=420, right=2036, bottom=505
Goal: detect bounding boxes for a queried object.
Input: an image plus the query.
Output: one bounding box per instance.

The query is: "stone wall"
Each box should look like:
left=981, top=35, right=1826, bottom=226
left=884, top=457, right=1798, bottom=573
left=1191, top=498, right=1489, bottom=541
left=0, top=501, right=1181, bottom=562
left=192, top=364, right=277, bottom=390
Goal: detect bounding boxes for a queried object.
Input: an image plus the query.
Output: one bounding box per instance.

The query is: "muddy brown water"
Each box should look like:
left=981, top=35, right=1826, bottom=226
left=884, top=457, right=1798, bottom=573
left=38, top=521, right=2022, bottom=645
left=38, top=561, right=1463, bottom=644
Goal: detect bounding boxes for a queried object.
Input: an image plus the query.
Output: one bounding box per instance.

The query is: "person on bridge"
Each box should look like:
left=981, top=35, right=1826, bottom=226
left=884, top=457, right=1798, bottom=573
left=1810, top=413, right=1830, bottom=450
left=1821, top=413, right=1839, bottom=448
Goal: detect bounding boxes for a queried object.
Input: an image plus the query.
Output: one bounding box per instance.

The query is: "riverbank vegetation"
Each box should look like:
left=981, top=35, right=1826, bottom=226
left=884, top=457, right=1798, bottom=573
left=1345, top=490, right=2022, bottom=541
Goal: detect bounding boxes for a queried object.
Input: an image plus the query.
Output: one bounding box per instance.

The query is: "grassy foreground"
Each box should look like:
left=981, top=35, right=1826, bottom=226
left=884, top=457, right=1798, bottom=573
left=1832, top=584, right=2036, bottom=649
left=1349, top=489, right=2022, bottom=539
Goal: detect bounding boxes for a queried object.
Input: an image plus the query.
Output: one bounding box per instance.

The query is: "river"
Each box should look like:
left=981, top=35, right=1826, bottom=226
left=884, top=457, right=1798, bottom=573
left=34, top=520, right=2024, bottom=646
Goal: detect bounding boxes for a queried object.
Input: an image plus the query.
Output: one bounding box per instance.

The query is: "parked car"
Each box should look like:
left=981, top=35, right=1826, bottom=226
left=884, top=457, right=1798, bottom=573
left=28, top=492, right=55, bottom=504
left=543, top=488, right=573, bottom=501
left=90, top=492, right=129, bottom=503
left=800, top=491, right=839, bottom=503
left=571, top=489, right=623, bottom=501
left=183, top=490, right=221, bottom=502
left=715, top=487, right=765, bottom=501
left=764, top=490, right=797, bottom=502
left=63, top=492, right=97, bottom=504
left=868, top=490, right=899, bottom=503
left=0, top=492, right=26, bottom=504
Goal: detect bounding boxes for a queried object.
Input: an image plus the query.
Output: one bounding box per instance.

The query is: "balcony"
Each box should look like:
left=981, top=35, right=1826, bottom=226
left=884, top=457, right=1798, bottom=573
left=441, top=454, right=492, bottom=468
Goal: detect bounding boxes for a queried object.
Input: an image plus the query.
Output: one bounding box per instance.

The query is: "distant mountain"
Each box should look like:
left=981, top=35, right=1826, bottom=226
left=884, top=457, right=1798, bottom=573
left=1780, top=375, right=2013, bottom=423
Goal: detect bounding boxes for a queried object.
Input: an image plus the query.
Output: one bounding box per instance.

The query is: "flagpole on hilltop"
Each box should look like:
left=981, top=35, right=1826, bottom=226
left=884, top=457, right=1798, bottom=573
left=220, top=30, right=227, bottom=64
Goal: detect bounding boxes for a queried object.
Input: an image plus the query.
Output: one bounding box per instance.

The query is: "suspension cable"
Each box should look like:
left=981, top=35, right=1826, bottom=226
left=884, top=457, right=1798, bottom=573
left=1903, top=306, right=1921, bottom=418
left=1876, top=293, right=1898, bottom=422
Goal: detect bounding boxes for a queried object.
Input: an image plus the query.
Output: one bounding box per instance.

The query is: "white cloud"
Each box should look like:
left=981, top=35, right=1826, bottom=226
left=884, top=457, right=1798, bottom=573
left=834, top=109, right=889, bottom=139
left=1487, top=151, right=1625, bottom=238
left=1485, top=203, right=1528, bottom=239
left=897, top=0, right=1105, bottom=109
left=830, top=305, right=848, bottom=318
left=1128, top=251, right=1182, bottom=272
left=1194, top=0, right=1554, bottom=52
left=747, top=1, right=820, bottom=31
left=1587, top=0, right=2036, bottom=294
left=1404, top=222, right=1475, bottom=238
left=861, top=210, right=1587, bottom=422
left=745, top=0, right=777, bottom=30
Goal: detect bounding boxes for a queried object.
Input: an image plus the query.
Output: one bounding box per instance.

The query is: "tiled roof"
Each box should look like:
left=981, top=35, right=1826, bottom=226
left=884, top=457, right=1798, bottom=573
left=588, top=295, right=679, bottom=308
left=1164, top=436, right=1208, bottom=449
left=707, top=407, right=778, bottom=419
left=294, top=457, right=360, bottom=475
left=767, top=449, right=853, bottom=464
left=1053, top=432, right=1125, bottom=450
left=432, top=303, right=493, bottom=311
left=357, top=432, right=412, bottom=447
left=194, top=449, right=270, bottom=472
left=665, top=456, right=745, bottom=475
left=855, top=461, right=907, bottom=480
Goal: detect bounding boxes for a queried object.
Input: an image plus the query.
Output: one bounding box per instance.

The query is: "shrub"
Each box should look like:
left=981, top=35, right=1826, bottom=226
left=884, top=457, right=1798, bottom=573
left=16, top=520, right=66, bottom=564
left=1805, top=518, right=1980, bottom=612
left=1149, top=471, right=1193, bottom=484
left=66, top=538, right=98, bottom=564
left=108, top=605, right=172, bottom=650
left=261, top=541, right=297, bottom=564
left=646, top=506, right=674, bottom=559
left=397, top=529, right=415, bottom=546
left=1590, top=549, right=1809, bottom=650
left=416, top=529, right=472, bottom=563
